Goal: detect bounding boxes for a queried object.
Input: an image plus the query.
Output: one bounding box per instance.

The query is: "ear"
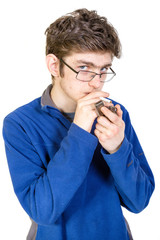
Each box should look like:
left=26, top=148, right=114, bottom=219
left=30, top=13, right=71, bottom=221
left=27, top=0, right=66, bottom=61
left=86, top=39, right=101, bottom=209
left=46, top=54, right=60, bottom=77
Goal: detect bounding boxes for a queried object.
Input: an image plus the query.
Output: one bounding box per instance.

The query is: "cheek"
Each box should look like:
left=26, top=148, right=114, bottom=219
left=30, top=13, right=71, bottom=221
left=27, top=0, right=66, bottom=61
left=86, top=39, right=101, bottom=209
left=60, top=77, right=79, bottom=98
left=68, top=85, right=74, bottom=90
left=68, top=83, right=86, bottom=100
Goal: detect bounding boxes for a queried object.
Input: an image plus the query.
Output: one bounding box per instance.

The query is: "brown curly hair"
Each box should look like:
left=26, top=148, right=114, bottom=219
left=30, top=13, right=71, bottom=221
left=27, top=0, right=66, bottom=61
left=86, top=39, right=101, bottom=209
left=45, top=8, right=121, bottom=78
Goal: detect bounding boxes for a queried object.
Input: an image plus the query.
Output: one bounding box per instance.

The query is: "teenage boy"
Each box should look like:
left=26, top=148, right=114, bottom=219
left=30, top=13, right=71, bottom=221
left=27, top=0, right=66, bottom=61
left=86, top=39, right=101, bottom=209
left=3, top=8, right=154, bottom=240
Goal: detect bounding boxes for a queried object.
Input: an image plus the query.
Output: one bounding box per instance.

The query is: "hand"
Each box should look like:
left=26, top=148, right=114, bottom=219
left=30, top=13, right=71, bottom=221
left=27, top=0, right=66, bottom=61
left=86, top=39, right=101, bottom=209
left=73, top=92, right=109, bottom=133
left=94, top=104, right=125, bottom=154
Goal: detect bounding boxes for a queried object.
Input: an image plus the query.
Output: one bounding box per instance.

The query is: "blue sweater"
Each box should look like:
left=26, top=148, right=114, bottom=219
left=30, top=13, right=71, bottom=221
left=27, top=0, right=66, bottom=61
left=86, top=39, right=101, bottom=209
left=3, top=95, right=154, bottom=240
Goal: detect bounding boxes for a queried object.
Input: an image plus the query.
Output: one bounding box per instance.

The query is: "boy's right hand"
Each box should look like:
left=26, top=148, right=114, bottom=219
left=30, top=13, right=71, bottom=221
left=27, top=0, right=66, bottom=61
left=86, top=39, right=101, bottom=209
left=73, top=91, right=109, bottom=133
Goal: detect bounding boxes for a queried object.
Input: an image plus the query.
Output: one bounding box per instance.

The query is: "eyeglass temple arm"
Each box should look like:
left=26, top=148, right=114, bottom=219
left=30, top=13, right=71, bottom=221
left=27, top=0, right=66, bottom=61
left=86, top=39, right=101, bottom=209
left=110, top=67, right=116, bottom=75
left=60, top=58, right=78, bottom=74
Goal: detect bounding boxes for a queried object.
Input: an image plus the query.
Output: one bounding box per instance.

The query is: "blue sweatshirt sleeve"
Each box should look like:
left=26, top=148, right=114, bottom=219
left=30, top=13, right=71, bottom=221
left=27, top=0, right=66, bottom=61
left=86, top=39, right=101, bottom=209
left=101, top=107, right=155, bottom=213
left=3, top=115, right=98, bottom=225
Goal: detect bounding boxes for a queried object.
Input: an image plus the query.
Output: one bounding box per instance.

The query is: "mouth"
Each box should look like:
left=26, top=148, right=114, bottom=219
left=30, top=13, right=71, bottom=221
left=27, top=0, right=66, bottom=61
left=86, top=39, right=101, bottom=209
left=84, top=90, right=97, bottom=95
left=84, top=92, right=93, bottom=97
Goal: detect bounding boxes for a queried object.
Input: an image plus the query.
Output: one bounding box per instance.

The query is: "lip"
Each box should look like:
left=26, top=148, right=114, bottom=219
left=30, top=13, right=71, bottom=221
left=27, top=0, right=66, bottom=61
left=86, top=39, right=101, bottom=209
left=84, top=90, right=97, bottom=95
left=84, top=92, right=92, bottom=96
left=84, top=90, right=94, bottom=94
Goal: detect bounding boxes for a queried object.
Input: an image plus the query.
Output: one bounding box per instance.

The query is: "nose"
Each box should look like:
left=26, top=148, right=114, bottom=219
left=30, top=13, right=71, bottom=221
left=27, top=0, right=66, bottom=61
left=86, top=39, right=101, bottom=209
left=88, top=75, right=102, bottom=89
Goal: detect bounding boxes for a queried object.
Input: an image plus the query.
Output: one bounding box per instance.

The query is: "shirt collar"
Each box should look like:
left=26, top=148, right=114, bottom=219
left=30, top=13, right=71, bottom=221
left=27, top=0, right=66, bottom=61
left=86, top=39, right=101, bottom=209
left=41, top=84, right=55, bottom=108
left=41, top=84, right=75, bottom=122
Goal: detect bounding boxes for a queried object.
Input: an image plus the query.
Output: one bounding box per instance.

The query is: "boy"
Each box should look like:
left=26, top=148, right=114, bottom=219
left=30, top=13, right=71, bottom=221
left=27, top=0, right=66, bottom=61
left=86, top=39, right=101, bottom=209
left=3, top=8, right=154, bottom=240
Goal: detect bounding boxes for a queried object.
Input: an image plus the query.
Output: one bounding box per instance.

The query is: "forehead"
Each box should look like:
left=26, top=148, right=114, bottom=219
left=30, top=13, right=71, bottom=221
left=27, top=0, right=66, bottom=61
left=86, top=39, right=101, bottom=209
left=66, top=51, right=113, bottom=67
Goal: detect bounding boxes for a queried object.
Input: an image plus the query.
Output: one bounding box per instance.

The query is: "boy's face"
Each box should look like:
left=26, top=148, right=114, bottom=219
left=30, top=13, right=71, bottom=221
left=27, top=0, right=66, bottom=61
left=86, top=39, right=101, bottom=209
left=54, top=51, right=113, bottom=107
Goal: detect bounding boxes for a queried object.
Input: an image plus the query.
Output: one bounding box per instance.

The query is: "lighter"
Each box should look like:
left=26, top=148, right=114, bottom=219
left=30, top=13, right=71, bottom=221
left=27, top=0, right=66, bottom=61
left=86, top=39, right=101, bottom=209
left=95, top=97, right=117, bottom=117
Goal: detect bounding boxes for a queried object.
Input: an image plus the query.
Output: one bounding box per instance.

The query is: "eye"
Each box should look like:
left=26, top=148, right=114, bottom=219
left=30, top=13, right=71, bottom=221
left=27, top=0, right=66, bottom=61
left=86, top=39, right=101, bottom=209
left=101, top=67, right=108, bottom=73
left=79, top=65, right=88, bottom=71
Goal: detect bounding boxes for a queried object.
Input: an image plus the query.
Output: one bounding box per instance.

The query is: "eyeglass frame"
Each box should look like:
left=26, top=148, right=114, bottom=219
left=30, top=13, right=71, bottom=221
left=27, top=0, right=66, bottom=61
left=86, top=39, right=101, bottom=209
left=60, top=58, right=116, bottom=82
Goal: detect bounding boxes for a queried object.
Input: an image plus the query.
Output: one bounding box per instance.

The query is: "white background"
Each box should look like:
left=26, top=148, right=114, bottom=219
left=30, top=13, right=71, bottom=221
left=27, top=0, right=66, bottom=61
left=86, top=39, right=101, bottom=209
left=0, top=0, right=159, bottom=239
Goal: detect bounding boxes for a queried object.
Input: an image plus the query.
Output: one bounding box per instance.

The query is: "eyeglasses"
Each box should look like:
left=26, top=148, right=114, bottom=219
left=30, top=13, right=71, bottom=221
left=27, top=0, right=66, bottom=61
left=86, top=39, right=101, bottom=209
left=60, top=58, right=116, bottom=82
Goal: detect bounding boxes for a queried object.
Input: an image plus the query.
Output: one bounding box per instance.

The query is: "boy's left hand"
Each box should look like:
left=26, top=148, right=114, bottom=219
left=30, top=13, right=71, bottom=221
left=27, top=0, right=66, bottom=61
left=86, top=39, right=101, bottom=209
left=94, top=104, right=125, bottom=154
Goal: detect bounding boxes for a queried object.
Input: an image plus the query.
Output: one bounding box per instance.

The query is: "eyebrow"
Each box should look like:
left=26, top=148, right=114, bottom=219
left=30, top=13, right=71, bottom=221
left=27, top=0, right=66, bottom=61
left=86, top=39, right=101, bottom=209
left=76, top=60, right=112, bottom=68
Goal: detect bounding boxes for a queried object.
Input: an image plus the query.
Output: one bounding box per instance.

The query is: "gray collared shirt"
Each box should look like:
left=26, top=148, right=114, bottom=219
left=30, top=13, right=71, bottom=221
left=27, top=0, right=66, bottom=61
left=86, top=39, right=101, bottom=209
left=41, top=84, right=75, bottom=122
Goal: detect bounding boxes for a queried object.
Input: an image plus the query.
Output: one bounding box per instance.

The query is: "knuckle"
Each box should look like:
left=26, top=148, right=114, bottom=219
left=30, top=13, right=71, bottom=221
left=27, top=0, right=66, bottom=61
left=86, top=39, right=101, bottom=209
left=97, top=116, right=104, bottom=123
left=112, top=115, right=117, bottom=122
left=99, top=134, right=106, bottom=142
left=113, top=127, right=119, bottom=135
left=106, top=130, right=113, bottom=139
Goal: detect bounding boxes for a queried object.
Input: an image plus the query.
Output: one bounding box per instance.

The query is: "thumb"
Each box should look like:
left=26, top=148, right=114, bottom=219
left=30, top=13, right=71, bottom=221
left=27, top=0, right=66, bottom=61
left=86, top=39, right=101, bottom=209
left=115, top=104, right=123, bottom=118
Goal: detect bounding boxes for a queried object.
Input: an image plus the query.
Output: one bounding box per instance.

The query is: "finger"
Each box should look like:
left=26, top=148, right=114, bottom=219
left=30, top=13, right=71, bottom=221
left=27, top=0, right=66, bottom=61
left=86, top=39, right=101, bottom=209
left=115, top=104, right=123, bottom=118
left=103, top=102, right=114, bottom=108
left=78, top=97, right=107, bottom=108
left=94, top=128, right=107, bottom=142
left=78, top=95, right=113, bottom=110
left=94, top=128, right=101, bottom=139
left=96, top=122, right=113, bottom=135
left=99, top=106, right=121, bottom=125
left=96, top=117, right=116, bottom=136
left=82, top=91, right=109, bottom=100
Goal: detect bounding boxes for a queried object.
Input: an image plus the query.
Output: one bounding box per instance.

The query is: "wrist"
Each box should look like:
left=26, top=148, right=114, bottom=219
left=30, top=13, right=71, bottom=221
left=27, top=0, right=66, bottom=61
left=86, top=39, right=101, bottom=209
left=108, top=143, right=122, bottom=154
left=73, top=120, right=91, bottom=133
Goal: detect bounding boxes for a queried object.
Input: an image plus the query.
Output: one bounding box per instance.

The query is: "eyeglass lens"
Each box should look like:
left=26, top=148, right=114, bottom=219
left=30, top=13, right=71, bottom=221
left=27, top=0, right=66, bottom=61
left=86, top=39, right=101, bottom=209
left=76, top=71, right=114, bottom=82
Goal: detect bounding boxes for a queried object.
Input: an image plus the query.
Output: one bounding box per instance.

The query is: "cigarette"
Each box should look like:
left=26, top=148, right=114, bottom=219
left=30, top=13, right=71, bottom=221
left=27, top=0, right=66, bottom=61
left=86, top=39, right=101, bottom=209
left=99, top=97, right=111, bottom=103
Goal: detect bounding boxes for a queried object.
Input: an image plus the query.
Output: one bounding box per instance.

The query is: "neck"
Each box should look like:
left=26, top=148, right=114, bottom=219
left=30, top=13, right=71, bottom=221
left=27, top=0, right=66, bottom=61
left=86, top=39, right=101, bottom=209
left=50, top=84, right=76, bottom=113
